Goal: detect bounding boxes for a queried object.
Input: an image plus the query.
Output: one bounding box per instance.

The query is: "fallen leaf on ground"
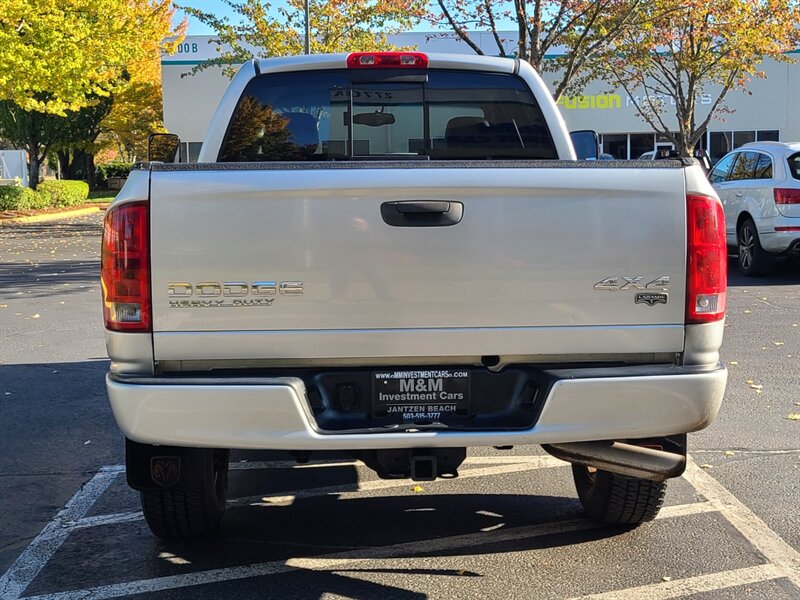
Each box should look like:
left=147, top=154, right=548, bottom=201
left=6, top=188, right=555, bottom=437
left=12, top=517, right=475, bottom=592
left=724, top=451, right=735, bottom=457
left=31, top=313, right=40, bottom=319
left=773, top=341, right=784, bottom=346
left=729, top=361, right=738, bottom=365
left=746, top=379, right=754, bottom=384
left=749, top=384, right=763, bottom=390
left=0, top=304, right=7, bottom=308
left=786, top=414, right=800, bottom=421
left=743, top=309, right=752, bottom=314
left=700, top=464, right=713, bottom=469
left=411, top=485, right=424, bottom=493
left=662, top=576, right=672, bottom=582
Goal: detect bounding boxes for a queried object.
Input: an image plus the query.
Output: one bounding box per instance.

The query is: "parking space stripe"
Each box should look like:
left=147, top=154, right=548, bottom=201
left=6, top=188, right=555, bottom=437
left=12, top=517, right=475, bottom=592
left=21, top=502, right=716, bottom=600
left=227, top=454, right=568, bottom=471
left=67, top=457, right=569, bottom=530
left=0, top=468, right=122, bottom=600
left=574, top=564, right=785, bottom=599
left=72, top=512, right=144, bottom=531
left=233, top=456, right=566, bottom=504
left=682, top=459, right=800, bottom=588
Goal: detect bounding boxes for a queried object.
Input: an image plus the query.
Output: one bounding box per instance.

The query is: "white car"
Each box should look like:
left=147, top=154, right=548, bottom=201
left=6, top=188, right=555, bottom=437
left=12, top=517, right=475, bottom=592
left=710, top=141, right=800, bottom=275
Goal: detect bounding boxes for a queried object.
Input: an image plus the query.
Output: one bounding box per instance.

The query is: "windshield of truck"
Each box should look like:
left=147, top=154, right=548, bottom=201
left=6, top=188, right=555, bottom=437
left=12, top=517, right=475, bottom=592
left=217, top=69, right=558, bottom=162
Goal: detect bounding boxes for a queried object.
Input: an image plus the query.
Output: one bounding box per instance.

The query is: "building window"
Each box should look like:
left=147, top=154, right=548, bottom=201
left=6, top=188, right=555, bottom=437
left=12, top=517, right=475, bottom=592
left=709, top=132, right=732, bottom=163
left=629, top=134, right=654, bottom=160
left=601, top=134, right=628, bottom=159
left=757, top=130, right=779, bottom=142
left=733, top=131, right=756, bottom=148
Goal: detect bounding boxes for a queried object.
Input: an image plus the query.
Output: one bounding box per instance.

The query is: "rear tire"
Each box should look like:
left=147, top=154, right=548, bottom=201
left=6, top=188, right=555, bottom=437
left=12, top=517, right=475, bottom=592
left=738, top=218, right=772, bottom=276
left=571, top=464, right=666, bottom=525
left=141, top=449, right=229, bottom=539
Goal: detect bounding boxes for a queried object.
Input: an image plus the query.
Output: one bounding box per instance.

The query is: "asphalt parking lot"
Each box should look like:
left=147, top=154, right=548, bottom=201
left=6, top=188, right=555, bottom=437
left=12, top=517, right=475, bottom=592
left=1, top=212, right=798, bottom=599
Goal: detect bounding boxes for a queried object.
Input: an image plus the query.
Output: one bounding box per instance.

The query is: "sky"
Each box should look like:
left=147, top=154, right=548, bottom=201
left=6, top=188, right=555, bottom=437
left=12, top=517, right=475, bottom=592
left=174, top=0, right=513, bottom=36
left=175, top=1, right=241, bottom=35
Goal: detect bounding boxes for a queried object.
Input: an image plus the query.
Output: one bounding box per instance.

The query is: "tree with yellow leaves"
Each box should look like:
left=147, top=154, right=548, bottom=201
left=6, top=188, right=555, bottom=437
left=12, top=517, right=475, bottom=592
left=0, top=0, right=183, bottom=186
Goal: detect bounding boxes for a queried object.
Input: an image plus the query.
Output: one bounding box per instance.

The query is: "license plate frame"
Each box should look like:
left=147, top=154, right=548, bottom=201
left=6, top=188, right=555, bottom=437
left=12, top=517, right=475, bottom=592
left=371, top=369, right=471, bottom=423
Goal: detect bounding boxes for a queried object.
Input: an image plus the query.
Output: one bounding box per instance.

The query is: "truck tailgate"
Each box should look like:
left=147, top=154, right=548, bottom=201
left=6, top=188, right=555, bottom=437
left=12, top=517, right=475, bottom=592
left=149, top=164, right=687, bottom=361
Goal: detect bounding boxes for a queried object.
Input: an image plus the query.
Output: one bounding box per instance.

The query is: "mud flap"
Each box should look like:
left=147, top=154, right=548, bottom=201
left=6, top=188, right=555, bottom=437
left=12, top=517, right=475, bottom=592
left=125, top=438, right=217, bottom=492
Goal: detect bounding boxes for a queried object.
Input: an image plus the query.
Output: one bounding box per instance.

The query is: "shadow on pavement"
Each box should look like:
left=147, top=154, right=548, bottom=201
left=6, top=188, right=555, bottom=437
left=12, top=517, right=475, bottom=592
left=0, top=259, right=100, bottom=299
left=727, top=254, right=800, bottom=287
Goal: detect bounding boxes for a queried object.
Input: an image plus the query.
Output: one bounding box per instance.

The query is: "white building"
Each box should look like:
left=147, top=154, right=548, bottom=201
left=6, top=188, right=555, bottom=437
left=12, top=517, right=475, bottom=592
left=162, top=34, right=800, bottom=163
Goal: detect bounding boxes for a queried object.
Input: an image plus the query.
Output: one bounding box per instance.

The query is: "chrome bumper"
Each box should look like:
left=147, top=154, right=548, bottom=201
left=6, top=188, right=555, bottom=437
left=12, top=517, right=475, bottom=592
left=107, top=364, right=727, bottom=450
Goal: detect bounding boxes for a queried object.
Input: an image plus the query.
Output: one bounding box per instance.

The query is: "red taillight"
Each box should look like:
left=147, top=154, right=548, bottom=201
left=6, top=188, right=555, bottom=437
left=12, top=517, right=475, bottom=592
left=101, top=202, right=151, bottom=332
left=686, top=194, right=727, bottom=324
left=774, top=188, right=800, bottom=205
left=347, top=52, right=428, bottom=69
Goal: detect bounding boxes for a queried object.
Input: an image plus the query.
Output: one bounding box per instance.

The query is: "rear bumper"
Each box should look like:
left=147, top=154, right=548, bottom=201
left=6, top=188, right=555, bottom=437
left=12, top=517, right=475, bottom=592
left=107, top=363, right=727, bottom=450
left=760, top=215, right=800, bottom=254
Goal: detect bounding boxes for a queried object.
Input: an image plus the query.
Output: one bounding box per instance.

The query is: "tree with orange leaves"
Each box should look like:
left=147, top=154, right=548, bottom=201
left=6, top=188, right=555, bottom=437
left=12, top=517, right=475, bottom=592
left=599, top=0, right=800, bottom=156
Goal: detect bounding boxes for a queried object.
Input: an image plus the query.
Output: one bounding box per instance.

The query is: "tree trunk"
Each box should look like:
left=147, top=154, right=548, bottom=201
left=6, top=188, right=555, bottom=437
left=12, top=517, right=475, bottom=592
left=86, top=153, right=96, bottom=189
left=28, top=153, right=39, bottom=190
left=57, top=151, right=72, bottom=180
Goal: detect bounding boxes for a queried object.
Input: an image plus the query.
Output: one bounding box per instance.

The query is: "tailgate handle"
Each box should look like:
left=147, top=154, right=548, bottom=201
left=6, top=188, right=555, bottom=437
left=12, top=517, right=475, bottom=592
left=381, top=201, right=463, bottom=227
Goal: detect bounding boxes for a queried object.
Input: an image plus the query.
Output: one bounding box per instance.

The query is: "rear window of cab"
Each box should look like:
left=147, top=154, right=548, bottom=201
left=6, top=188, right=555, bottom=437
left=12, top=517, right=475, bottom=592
left=218, top=69, right=557, bottom=162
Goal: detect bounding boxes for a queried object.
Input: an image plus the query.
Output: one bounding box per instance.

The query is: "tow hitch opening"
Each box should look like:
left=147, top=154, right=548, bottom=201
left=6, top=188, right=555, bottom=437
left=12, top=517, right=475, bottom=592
left=355, top=448, right=466, bottom=481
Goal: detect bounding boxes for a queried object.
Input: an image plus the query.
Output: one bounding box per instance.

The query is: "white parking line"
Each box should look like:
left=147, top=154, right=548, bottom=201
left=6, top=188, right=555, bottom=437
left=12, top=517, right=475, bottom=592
left=7, top=453, right=799, bottom=600
left=682, top=458, right=800, bottom=588
left=574, top=563, right=785, bottom=600
left=20, top=502, right=717, bottom=600
left=67, top=457, right=568, bottom=529
left=0, top=467, right=123, bottom=600
left=232, top=457, right=567, bottom=504
left=0, top=456, right=563, bottom=598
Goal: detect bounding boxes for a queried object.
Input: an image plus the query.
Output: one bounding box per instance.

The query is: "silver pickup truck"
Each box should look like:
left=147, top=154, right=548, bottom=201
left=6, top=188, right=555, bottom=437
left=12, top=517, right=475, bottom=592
left=101, top=52, right=728, bottom=539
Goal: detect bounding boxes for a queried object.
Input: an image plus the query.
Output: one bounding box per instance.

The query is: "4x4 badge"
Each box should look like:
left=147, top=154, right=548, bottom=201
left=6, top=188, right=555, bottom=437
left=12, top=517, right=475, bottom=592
left=635, top=292, right=669, bottom=307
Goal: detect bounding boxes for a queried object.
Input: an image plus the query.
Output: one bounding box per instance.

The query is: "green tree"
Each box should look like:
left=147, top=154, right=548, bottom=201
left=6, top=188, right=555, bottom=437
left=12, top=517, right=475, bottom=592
left=0, top=103, right=65, bottom=189
left=0, top=0, right=183, bottom=186
left=598, top=0, right=800, bottom=156
left=180, top=0, right=425, bottom=77
left=54, top=96, right=114, bottom=184
left=432, top=0, right=651, bottom=100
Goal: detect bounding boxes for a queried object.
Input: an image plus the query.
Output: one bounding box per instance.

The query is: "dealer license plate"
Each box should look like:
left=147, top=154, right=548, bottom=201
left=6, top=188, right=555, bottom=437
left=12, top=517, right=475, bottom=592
left=372, top=369, right=470, bottom=422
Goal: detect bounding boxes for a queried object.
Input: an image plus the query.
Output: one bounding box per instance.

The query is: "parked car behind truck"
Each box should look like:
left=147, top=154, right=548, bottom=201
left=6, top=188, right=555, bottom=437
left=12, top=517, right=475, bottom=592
left=102, top=52, right=728, bottom=539
left=710, top=141, right=800, bottom=275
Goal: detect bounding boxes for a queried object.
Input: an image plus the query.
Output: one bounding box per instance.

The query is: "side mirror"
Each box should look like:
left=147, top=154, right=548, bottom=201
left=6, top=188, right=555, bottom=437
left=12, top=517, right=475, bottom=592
left=569, top=130, right=600, bottom=160
left=148, top=133, right=181, bottom=163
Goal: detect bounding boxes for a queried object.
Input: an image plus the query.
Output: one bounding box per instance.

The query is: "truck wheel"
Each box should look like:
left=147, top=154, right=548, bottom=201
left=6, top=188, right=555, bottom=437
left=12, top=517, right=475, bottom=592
left=571, top=464, right=666, bottom=525
left=141, top=449, right=229, bottom=539
left=738, top=218, right=772, bottom=276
